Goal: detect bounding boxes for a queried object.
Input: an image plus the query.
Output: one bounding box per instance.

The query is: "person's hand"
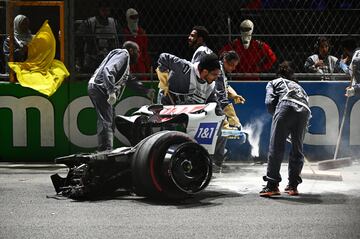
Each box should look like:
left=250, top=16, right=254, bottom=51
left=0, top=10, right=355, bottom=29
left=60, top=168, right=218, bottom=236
left=233, top=95, right=245, bottom=104
left=345, top=86, right=355, bottom=97
left=341, top=54, right=350, bottom=64
left=236, top=123, right=242, bottom=131
left=107, top=92, right=117, bottom=105
left=224, top=103, right=241, bottom=128
left=315, top=60, right=324, bottom=68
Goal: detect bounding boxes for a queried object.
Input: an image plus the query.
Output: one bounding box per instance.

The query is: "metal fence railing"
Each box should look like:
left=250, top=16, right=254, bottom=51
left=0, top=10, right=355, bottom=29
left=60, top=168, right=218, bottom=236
left=1, top=0, right=359, bottom=80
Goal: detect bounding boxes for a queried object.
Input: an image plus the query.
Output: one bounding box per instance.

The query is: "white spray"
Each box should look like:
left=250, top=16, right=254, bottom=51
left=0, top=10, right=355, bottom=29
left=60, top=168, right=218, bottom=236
left=242, top=115, right=269, bottom=157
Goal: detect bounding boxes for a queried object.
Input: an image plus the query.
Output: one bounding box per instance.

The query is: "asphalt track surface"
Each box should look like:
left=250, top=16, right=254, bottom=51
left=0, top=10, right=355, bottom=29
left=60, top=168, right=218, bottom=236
left=1, top=161, right=360, bottom=239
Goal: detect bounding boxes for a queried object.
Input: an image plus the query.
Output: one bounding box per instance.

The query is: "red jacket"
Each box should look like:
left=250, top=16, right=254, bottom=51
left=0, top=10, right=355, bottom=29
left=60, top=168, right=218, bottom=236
left=221, top=39, right=277, bottom=80
left=123, top=27, right=151, bottom=80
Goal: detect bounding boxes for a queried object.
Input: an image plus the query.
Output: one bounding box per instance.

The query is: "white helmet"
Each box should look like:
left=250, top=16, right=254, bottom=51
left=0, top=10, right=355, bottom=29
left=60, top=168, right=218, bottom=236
left=240, top=19, right=254, bottom=49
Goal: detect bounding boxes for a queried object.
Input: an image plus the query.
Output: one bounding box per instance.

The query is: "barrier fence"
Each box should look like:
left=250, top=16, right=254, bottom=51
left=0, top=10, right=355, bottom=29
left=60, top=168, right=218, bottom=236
left=1, top=0, right=359, bottom=79
left=0, top=0, right=360, bottom=161
left=0, top=81, right=359, bottom=162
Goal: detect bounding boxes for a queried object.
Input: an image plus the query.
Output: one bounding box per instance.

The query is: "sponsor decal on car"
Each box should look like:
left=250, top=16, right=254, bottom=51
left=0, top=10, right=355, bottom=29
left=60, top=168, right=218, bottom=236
left=194, top=122, right=218, bottom=144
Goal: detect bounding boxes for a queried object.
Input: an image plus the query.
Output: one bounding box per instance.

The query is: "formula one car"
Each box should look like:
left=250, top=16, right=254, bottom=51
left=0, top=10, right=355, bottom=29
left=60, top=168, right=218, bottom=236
left=51, top=103, right=246, bottom=200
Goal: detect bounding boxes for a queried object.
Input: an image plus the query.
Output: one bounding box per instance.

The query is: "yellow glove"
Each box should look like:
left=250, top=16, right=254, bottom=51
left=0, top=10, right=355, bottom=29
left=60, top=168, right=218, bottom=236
left=222, top=119, right=232, bottom=130
left=228, top=86, right=245, bottom=104
left=156, top=67, right=169, bottom=96
left=224, top=103, right=241, bottom=128
left=233, top=95, right=245, bottom=104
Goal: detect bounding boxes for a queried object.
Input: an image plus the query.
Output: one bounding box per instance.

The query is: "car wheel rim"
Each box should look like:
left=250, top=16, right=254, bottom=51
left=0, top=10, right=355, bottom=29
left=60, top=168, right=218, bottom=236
left=165, top=142, right=211, bottom=194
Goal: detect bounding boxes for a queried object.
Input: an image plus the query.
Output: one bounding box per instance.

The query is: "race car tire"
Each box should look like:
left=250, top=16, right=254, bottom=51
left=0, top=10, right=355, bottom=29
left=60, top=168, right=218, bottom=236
left=131, top=130, right=212, bottom=200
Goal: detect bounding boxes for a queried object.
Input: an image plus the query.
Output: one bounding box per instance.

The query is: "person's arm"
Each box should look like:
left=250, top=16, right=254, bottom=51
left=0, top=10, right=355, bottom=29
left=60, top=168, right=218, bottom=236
left=3, top=37, right=27, bottom=62
left=304, top=56, right=319, bottom=73
left=353, top=84, right=360, bottom=95
left=350, top=52, right=360, bottom=84
left=3, top=37, right=10, bottom=64
left=257, top=41, right=277, bottom=72
left=228, top=85, right=245, bottom=104
left=102, top=51, right=129, bottom=95
left=157, top=53, right=190, bottom=74
left=265, top=81, right=278, bottom=115
left=215, top=76, right=231, bottom=110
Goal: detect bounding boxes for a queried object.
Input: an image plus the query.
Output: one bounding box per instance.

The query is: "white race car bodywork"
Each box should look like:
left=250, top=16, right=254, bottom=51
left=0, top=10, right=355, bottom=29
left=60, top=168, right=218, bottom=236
left=134, top=103, right=225, bottom=154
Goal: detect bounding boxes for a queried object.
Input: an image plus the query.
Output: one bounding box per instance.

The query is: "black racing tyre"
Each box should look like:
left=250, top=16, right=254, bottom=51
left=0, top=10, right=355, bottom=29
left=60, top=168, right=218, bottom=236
left=131, top=131, right=212, bottom=200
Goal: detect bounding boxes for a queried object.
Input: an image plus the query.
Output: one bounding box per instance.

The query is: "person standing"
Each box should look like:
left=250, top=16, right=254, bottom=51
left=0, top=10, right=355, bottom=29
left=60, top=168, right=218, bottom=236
left=260, top=61, right=311, bottom=197
left=213, top=51, right=245, bottom=167
left=122, top=8, right=151, bottom=81
left=220, top=19, right=277, bottom=81
left=188, top=25, right=213, bottom=63
left=88, top=41, right=152, bottom=151
left=216, top=51, right=245, bottom=128
left=76, top=1, right=120, bottom=73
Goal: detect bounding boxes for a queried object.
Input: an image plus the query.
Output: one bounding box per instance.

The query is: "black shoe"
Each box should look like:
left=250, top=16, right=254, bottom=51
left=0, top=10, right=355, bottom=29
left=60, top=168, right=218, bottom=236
left=284, top=185, right=299, bottom=196
left=259, top=185, right=280, bottom=197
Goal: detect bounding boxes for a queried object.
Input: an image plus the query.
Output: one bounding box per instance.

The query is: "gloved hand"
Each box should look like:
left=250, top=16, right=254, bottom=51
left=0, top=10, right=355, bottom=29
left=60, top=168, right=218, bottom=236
left=227, top=86, right=245, bottom=104
left=224, top=103, right=241, bottom=128
left=233, top=95, right=245, bottom=104
left=222, top=119, right=230, bottom=129
left=236, top=123, right=243, bottom=131
left=107, top=92, right=117, bottom=105
left=345, top=86, right=355, bottom=97
left=222, top=118, right=242, bottom=131
left=156, top=67, right=170, bottom=96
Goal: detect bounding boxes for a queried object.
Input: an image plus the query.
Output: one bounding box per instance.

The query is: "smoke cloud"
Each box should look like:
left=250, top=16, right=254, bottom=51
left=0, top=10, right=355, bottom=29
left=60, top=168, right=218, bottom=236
left=242, top=114, right=270, bottom=157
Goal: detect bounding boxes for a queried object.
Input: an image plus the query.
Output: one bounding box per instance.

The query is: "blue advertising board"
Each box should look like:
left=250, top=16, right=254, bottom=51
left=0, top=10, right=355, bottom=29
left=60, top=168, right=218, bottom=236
left=229, top=81, right=360, bottom=162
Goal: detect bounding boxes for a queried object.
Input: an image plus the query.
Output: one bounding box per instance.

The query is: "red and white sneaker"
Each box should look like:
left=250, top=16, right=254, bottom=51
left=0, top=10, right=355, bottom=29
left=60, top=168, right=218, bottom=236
left=284, top=185, right=299, bottom=196
left=259, top=186, right=281, bottom=197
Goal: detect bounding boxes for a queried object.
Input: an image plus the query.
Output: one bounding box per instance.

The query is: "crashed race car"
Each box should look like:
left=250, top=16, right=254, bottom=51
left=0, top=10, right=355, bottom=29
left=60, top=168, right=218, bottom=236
left=51, top=102, right=246, bottom=200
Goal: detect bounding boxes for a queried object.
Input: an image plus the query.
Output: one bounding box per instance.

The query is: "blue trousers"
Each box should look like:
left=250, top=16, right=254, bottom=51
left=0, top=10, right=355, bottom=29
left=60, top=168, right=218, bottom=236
left=265, top=104, right=309, bottom=186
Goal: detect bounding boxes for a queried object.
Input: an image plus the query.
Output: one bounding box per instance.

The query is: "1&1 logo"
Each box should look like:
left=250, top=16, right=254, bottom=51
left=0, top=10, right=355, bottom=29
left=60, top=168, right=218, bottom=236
left=194, top=123, right=218, bottom=144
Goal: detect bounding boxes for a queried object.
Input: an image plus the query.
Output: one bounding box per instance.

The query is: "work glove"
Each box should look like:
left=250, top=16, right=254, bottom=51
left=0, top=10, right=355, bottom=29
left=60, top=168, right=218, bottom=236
left=222, top=119, right=242, bottom=130
left=156, top=67, right=170, bottom=96
left=233, top=95, right=246, bottom=104
left=345, top=86, right=355, bottom=97
left=223, top=103, right=241, bottom=128
left=222, top=119, right=230, bottom=129
left=227, top=86, right=245, bottom=104
left=107, top=92, right=117, bottom=105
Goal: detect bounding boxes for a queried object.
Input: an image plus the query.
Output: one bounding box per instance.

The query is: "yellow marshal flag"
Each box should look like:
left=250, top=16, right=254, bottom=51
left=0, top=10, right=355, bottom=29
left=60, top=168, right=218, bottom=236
left=8, top=20, right=69, bottom=96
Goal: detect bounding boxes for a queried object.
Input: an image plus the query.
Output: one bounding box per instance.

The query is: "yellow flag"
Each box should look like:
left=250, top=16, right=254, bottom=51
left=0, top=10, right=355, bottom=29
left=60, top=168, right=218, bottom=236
left=8, top=20, right=69, bottom=96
